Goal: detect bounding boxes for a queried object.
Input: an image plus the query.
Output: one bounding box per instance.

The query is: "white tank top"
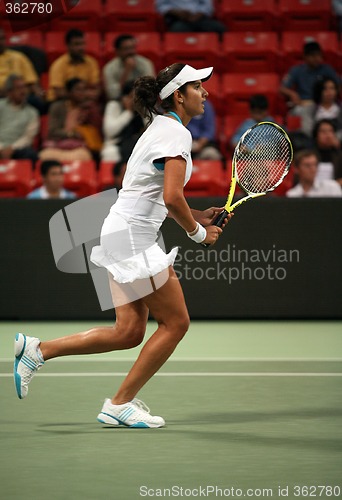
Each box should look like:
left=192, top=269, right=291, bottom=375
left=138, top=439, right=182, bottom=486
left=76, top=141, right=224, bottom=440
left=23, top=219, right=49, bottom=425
left=112, top=114, right=193, bottom=228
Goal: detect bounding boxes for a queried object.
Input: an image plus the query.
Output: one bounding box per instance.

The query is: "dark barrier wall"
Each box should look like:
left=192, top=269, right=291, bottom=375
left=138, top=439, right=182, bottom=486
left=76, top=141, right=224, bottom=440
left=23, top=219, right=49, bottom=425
left=0, top=198, right=341, bottom=320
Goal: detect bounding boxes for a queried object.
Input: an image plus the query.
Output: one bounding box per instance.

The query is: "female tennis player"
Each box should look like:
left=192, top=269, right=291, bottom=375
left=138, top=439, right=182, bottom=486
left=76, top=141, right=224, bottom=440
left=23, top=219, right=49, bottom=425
left=14, top=63, right=233, bottom=428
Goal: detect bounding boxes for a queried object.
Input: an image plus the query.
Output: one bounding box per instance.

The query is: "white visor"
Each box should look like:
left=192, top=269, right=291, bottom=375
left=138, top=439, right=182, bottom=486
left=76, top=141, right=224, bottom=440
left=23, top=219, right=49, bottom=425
left=159, top=64, right=213, bottom=101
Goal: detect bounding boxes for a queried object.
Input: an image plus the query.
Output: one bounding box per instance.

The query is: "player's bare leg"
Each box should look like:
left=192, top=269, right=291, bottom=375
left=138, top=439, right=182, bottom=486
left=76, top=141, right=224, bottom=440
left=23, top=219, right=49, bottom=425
left=97, top=267, right=189, bottom=427
left=39, top=300, right=149, bottom=360
left=112, top=267, right=189, bottom=404
left=14, top=290, right=149, bottom=399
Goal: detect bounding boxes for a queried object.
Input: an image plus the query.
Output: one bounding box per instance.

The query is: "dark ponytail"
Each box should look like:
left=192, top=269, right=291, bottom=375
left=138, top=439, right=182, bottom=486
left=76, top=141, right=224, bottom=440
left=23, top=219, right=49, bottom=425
left=134, top=76, right=159, bottom=125
left=134, top=63, right=186, bottom=125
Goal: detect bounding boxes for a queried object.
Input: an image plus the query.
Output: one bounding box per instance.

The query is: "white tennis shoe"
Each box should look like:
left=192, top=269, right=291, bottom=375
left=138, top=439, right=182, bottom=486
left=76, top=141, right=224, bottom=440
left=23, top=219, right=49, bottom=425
left=97, top=398, right=165, bottom=428
left=14, top=333, right=44, bottom=399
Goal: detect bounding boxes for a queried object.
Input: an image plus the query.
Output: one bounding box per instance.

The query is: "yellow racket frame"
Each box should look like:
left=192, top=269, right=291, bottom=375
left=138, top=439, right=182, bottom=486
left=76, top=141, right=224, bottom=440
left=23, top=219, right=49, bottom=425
left=224, top=121, right=293, bottom=214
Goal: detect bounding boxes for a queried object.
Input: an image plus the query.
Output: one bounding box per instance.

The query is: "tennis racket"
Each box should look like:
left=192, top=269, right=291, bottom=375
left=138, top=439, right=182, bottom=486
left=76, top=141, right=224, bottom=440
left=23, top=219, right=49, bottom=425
left=203, top=121, right=292, bottom=246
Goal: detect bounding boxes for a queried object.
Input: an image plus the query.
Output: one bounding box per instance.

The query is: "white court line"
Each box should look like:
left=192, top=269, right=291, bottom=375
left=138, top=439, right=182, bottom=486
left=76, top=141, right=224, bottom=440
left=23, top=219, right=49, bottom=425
left=1, top=372, right=342, bottom=377
left=1, top=357, right=342, bottom=363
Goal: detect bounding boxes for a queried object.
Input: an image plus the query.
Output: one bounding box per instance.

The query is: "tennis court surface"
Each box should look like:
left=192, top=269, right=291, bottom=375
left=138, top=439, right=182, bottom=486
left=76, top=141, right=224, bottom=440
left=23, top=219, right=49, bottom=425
left=1, top=321, right=341, bottom=500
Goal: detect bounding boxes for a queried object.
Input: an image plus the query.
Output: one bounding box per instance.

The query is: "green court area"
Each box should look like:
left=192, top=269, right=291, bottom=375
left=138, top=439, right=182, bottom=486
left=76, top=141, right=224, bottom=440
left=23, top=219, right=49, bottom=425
left=0, top=321, right=341, bottom=500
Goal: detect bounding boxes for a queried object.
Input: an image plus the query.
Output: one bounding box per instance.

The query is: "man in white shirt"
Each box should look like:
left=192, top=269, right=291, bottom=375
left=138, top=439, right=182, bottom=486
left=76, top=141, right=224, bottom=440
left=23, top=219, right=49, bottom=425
left=0, top=74, right=39, bottom=164
left=103, top=34, right=155, bottom=100
left=286, top=149, right=342, bottom=197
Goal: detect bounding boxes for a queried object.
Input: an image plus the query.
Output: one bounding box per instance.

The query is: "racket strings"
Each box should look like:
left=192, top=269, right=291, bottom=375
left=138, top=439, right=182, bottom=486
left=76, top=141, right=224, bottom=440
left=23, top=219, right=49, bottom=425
left=235, top=124, right=292, bottom=193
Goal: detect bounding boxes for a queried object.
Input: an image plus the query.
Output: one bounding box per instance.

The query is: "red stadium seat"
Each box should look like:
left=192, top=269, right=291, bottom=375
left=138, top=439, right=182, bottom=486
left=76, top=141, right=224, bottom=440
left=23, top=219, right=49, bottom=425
left=34, top=161, right=98, bottom=197
left=6, top=31, right=44, bottom=49
left=220, top=115, right=249, bottom=154
left=103, top=0, right=159, bottom=32
left=40, top=115, right=49, bottom=143
left=215, top=115, right=224, bottom=150
left=222, top=73, right=280, bottom=115
left=0, top=160, right=33, bottom=198
left=286, top=115, right=302, bottom=132
left=280, top=32, right=340, bottom=74
left=218, top=0, right=277, bottom=31
left=49, top=0, right=103, bottom=31
left=278, top=0, right=332, bottom=31
left=184, top=161, right=226, bottom=197
left=44, top=32, right=66, bottom=64
left=163, top=33, right=220, bottom=69
left=40, top=72, right=49, bottom=92
left=221, top=32, right=280, bottom=74
left=98, top=161, right=116, bottom=191
left=45, top=32, right=101, bottom=65
left=104, top=32, right=163, bottom=70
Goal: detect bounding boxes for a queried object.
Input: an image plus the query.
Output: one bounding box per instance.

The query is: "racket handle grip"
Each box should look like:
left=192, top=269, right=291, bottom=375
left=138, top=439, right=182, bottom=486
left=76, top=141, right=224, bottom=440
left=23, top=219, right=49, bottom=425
left=200, top=210, right=229, bottom=248
left=212, top=209, right=229, bottom=228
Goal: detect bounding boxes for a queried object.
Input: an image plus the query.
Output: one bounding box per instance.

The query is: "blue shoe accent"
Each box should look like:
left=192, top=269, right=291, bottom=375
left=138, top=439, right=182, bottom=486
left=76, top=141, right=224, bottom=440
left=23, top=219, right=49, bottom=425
left=98, top=412, right=149, bottom=428
left=21, top=356, right=37, bottom=370
left=97, top=399, right=164, bottom=428
left=119, top=407, right=135, bottom=421
left=14, top=371, right=23, bottom=399
left=130, top=422, right=150, bottom=428
left=99, top=412, right=121, bottom=424
left=14, top=333, right=26, bottom=399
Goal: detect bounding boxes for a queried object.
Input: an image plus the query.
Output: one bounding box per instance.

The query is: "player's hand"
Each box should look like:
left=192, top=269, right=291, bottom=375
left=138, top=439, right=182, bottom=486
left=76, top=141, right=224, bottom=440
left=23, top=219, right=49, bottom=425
left=200, top=207, right=234, bottom=228
left=0, top=146, right=13, bottom=159
left=124, top=56, right=137, bottom=71
left=221, top=212, right=234, bottom=228
left=203, top=225, right=223, bottom=246
left=290, top=91, right=301, bottom=106
left=122, top=94, right=134, bottom=111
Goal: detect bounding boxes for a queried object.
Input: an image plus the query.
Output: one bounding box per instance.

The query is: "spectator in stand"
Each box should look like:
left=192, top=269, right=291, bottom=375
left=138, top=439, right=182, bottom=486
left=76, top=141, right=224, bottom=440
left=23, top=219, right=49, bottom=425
left=27, top=160, right=76, bottom=199
left=187, top=100, right=221, bottom=160
left=102, top=80, right=145, bottom=163
left=40, top=78, right=102, bottom=162
left=156, top=0, right=225, bottom=33
left=47, top=29, right=100, bottom=102
left=103, top=34, right=155, bottom=101
left=301, top=77, right=342, bottom=140
left=0, top=27, right=46, bottom=113
left=286, top=149, right=341, bottom=197
left=312, top=119, right=342, bottom=187
left=0, top=74, right=39, bottom=164
left=332, top=0, right=342, bottom=33
left=230, top=94, right=274, bottom=149
left=280, top=41, right=340, bottom=118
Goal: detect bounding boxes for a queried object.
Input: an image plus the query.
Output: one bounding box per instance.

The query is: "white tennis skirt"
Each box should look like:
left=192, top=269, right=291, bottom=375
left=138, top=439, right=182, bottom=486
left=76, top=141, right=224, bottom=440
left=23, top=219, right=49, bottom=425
left=90, top=211, right=178, bottom=284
